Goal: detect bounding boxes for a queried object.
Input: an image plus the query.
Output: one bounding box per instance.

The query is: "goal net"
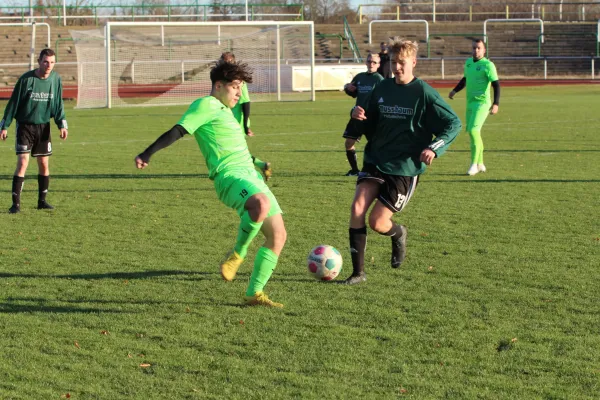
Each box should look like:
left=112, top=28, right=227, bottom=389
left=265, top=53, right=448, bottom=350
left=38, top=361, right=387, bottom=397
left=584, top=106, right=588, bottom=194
left=72, top=21, right=315, bottom=108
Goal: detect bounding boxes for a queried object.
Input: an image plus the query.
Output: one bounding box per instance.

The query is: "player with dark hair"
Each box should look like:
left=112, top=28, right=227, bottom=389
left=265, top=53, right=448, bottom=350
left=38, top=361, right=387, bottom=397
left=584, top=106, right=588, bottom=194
left=135, top=61, right=286, bottom=307
left=345, top=38, right=462, bottom=285
left=449, top=39, right=500, bottom=176
left=0, top=48, right=68, bottom=214
left=377, top=41, right=392, bottom=78
left=342, top=52, right=383, bottom=176
left=219, top=52, right=272, bottom=181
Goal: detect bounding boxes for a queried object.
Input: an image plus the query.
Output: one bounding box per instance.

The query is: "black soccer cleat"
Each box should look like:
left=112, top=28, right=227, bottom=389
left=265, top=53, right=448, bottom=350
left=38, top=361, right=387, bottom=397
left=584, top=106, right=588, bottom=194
left=8, top=204, right=20, bottom=214
left=37, top=200, right=55, bottom=210
left=345, top=169, right=360, bottom=177
left=391, top=225, right=408, bottom=268
left=343, top=273, right=367, bottom=285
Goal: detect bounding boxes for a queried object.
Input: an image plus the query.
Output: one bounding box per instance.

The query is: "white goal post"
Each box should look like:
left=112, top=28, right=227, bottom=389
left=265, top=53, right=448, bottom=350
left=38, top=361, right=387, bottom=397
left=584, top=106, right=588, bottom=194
left=73, top=21, right=315, bottom=109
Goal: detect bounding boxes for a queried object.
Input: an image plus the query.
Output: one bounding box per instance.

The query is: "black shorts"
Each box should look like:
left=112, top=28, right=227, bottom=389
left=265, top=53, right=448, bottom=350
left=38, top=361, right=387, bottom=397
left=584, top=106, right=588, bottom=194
left=342, top=119, right=362, bottom=141
left=357, top=163, right=419, bottom=213
left=16, top=122, right=52, bottom=157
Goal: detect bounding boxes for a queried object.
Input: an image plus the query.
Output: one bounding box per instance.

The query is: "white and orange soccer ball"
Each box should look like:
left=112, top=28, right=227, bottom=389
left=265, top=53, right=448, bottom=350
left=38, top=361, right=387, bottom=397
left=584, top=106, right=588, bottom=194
left=307, top=245, right=343, bottom=281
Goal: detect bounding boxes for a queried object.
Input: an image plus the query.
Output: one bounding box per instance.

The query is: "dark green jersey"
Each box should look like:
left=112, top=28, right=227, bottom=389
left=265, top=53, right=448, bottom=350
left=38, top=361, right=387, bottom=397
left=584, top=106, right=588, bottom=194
left=358, top=78, right=462, bottom=176
left=348, top=72, right=384, bottom=107
left=0, top=70, right=67, bottom=130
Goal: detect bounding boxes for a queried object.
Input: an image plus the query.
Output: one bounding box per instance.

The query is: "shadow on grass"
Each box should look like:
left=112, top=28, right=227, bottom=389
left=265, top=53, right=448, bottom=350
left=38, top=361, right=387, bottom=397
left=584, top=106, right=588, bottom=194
left=0, top=270, right=211, bottom=280
left=0, top=303, right=128, bottom=314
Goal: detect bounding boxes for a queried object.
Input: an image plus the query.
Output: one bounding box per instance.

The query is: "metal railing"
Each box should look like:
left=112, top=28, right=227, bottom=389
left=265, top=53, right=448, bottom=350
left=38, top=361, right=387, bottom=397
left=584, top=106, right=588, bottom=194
left=358, top=2, right=600, bottom=23
left=343, top=16, right=362, bottom=63
left=0, top=3, right=304, bottom=26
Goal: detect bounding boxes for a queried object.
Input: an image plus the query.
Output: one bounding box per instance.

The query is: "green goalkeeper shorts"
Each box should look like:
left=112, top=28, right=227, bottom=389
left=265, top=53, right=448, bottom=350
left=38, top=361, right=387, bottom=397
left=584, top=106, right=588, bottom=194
left=465, top=101, right=491, bottom=132
left=214, top=168, right=282, bottom=217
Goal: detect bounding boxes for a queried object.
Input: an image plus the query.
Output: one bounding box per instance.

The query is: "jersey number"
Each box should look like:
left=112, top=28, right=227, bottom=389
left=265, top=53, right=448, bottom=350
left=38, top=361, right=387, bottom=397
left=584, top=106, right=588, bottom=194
left=239, top=189, right=249, bottom=199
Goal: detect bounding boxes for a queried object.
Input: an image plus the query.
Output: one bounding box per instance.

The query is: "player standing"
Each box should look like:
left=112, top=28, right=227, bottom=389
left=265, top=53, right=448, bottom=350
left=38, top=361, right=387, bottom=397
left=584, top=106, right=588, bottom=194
left=219, top=52, right=272, bottom=181
left=0, top=48, right=68, bottom=214
left=449, top=39, right=500, bottom=176
left=135, top=61, right=286, bottom=307
left=342, top=53, right=384, bottom=176
left=345, top=38, right=462, bottom=285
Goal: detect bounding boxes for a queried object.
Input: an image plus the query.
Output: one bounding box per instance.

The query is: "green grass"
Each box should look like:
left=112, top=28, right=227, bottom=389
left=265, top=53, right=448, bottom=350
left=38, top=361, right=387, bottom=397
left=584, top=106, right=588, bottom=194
left=0, top=85, right=599, bottom=399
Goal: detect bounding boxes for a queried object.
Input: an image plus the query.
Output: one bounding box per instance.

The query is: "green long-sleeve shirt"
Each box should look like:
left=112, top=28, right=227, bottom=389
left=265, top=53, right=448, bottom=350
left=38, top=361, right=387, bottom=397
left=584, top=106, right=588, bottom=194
left=0, top=70, right=67, bottom=130
left=357, top=77, right=462, bottom=176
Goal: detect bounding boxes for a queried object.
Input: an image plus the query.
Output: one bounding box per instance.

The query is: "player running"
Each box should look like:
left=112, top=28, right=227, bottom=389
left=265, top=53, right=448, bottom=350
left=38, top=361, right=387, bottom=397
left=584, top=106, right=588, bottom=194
left=345, top=38, right=462, bottom=284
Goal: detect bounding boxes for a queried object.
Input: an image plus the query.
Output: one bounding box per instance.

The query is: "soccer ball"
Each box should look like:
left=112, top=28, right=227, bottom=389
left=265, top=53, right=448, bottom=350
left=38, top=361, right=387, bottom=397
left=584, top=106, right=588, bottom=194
left=307, top=245, right=343, bottom=281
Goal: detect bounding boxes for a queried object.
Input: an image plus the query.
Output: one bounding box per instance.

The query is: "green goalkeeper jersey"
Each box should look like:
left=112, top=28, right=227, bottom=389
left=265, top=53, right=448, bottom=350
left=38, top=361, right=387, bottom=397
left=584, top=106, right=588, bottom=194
left=0, top=70, right=67, bottom=130
left=464, top=57, right=499, bottom=104
left=177, top=96, right=253, bottom=180
left=358, top=77, right=462, bottom=176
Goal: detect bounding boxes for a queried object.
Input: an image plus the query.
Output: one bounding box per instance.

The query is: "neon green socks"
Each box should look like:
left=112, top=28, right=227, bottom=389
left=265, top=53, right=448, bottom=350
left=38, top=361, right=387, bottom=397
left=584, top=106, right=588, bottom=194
left=246, top=247, right=278, bottom=296
left=234, top=211, right=263, bottom=259
left=468, top=129, right=484, bottom=164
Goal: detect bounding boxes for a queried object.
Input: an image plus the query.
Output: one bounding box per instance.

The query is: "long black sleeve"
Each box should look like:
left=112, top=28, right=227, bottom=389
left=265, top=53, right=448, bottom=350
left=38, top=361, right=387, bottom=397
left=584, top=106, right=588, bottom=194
left=452, top=77, right=466, bottom=93
left=241, top=102, right=250, bottom=133
left=491, top=80, right=500, bottom=105
left=138, top=124, right=188, bottom=163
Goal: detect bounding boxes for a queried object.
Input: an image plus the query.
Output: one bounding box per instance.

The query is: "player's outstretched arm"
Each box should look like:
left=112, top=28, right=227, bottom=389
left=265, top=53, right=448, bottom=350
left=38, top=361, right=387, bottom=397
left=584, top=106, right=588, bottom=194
left=135, top=124, right=188, bottom=168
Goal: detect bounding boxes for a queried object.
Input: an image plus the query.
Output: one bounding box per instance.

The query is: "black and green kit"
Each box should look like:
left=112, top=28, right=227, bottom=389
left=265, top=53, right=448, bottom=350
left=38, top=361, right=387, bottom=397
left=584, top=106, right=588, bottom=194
left=0, top=70, right=67, bottom=130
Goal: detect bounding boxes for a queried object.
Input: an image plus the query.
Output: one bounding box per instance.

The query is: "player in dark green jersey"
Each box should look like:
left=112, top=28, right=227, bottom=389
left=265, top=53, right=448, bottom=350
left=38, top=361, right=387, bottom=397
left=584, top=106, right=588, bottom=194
left=0, top=49, right=68, bottom=214
left=219, top=52, right=272, bottom=181
left=345, top=38, right=462, bottom=285
left=449, top=39, right=500, bottom=176
left=342, top=53, right=384, bottom=176
left=135, top=61, right=287, bottom=308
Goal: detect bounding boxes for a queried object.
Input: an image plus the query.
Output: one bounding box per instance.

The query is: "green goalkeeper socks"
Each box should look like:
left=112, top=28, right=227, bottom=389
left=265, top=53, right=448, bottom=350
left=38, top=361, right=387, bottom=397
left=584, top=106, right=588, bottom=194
left=246, top=247, right=278, bottom=296
left=234, top=211, right=263, bottom=259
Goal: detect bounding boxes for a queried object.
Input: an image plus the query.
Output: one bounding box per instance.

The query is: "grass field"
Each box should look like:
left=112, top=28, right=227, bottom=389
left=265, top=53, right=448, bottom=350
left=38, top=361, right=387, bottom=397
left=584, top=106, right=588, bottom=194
left=0, top=85, right=599, bottom=399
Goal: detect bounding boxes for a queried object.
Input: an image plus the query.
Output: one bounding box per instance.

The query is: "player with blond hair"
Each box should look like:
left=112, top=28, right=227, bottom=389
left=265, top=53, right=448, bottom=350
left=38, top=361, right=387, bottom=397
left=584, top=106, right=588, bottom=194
left=345, top=38, right=462, bottom=284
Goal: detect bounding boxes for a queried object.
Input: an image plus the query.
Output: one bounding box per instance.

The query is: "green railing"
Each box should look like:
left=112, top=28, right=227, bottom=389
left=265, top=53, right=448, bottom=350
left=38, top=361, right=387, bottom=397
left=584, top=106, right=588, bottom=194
left=427, top=33, right=487, bottom=58
left=343, top=16, right=362, bottom=63
left=537, top=33, right=599, bottom=57
left=0, top=4, right=303, bottom=25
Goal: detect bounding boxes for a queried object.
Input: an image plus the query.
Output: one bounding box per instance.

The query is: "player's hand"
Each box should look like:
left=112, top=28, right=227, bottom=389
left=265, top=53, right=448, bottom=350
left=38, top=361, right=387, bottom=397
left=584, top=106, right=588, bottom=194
left=0, top=129, right=7, bottom=141
left=344, top=83, right=357, bottom=93
left=246, top=129, right=255, bottom=137
left=420, top=148, right=436, bottom=166
left=60, top=128, right=68, bottom=140
left=490, top=104, right=499, bottom=115
left=135, top=156, right=148, bottom=169
left=351, top=106, right=366, bottom=121
left=448, top=90, right=456, bottom=100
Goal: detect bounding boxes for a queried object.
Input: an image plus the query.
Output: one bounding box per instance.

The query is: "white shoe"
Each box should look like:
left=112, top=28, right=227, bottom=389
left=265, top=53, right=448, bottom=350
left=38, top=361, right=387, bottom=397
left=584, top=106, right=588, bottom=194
left=467, top=164, right=479, bottom=176
left=478, top=164, right=486, bottom=173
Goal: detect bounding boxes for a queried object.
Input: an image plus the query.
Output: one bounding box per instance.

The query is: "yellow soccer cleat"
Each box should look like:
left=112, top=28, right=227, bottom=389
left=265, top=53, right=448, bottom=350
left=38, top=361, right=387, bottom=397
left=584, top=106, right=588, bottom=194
left=261, top=162, right=272, bottom=181
left=244, top=291, right=283, bottom=308
left=220, top=250, right=244, bottom=282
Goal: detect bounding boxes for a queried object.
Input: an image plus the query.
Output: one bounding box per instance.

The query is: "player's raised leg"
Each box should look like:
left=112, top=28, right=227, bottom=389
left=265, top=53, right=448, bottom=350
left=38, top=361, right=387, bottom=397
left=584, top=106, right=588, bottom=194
left=245, top=212, right=287, bottom=307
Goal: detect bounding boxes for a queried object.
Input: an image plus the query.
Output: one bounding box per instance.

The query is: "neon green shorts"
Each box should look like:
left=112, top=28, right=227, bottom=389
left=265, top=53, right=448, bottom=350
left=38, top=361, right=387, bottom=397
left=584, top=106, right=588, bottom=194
left=466, top=101, right=491, bottom=132
left=214, top=168, right=282, bottom=217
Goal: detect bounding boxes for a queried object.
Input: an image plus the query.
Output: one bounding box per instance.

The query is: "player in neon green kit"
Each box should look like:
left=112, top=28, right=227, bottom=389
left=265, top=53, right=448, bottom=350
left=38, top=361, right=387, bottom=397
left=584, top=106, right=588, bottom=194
left=449, top=39, right=500, bottom=176
left=220, top=52, right=272, bottom=181
left=135, top=61, right=286, bottom=308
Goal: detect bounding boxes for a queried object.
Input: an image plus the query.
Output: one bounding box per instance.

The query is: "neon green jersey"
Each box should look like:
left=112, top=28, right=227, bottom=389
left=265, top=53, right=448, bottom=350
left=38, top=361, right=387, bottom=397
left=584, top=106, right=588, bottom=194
left=177, top=96, right=252, bottom=180
left=464, top=57, right=498, bottom=103
left=231, top=82, right=250, bottom=129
